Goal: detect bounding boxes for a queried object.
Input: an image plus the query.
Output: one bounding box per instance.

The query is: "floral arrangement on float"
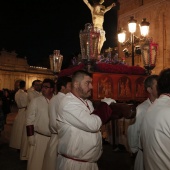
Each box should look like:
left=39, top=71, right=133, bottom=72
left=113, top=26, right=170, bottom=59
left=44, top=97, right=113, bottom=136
left=95, top=62, right=146, bottom=75
left=58, top=63, right=85, bottom=77
left=58, top=54, right=146, bottom=77
left=56, top=23, right=158, bottom=77
left=57, top=21, right=147, bottom=77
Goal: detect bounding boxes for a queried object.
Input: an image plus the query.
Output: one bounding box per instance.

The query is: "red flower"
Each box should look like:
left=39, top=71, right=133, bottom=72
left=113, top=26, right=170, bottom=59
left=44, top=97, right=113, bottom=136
left=95, top=63, right=146, bottom=75
left=58, top=63, right=146, bottom=77
left=130, top=66, right=146, bottom=75
left=58, top=63, right=85, bottom=77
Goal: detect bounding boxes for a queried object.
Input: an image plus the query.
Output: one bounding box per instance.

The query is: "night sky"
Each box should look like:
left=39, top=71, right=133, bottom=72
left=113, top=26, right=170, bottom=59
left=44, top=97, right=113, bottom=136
left=0, top=0, right=118, bottom=69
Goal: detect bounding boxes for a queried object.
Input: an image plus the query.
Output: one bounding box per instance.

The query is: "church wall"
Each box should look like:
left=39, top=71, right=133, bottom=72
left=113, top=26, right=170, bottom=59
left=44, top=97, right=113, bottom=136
left=0, top=69, right=53, bottom=91
left=0, top=50, right=54, bottom=90
left=118, top=0, right=162, bottom=15
left=117, top=0, right=170, bottom=74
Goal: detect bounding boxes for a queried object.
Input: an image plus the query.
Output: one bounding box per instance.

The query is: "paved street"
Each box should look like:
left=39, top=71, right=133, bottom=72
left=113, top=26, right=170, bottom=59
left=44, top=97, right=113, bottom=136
left=0, top=142, right=134, bottom=170
left=0, top=106, right=134, bottom=170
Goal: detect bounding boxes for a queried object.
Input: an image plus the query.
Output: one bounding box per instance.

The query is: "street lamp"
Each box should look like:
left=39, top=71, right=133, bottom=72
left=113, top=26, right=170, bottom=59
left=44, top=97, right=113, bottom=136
left=118, top=16, right=150, bottom=66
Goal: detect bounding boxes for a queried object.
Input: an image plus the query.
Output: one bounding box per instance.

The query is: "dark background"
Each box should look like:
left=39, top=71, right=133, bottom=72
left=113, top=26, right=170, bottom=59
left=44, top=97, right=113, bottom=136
left=0, top=0, right=118, bottom=69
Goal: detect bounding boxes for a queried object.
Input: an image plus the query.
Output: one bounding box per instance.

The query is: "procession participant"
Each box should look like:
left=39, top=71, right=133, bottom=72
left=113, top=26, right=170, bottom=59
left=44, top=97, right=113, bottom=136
left=27, top=79, right=42, bottom=103
left=9, top=81, right=28, bottom=151
left=56, top=70, right=116, bottom=170
left=127, top=75, right=158, bottom=170
left=140, top=68, right=170, bottom=170
left=26, top=79, right=54, bottom=170
left=42, top=76, right=72, bottom=170
left=20, top=79, right=42, bottom=160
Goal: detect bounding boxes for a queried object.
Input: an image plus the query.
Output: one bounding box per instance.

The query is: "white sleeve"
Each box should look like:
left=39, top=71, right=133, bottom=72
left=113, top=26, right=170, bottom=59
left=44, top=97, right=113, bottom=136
left=49, top=98, right=58, bottom=133
left=59, top=101, right=102, bottom=133
left=127, top=106, right=144, bottom=153
left=26, top=99, right=36, bottom=126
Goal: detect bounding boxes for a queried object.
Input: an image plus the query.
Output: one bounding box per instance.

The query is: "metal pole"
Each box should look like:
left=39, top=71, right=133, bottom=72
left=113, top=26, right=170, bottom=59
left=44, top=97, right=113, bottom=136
left=131, top=33, right=134, bottom=66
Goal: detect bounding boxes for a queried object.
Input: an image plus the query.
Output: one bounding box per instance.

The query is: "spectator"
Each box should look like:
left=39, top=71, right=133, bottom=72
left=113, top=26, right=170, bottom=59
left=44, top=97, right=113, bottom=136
left=0, top=97, right=5, bottom=135
left=2, top=89, right=12, bottom=124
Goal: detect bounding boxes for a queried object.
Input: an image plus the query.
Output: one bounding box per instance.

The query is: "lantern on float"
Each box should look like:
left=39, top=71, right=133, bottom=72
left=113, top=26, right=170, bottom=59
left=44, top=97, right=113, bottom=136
left=141, top=39, right=158, bottom=75
left=79, top=23, right=100, bottom=72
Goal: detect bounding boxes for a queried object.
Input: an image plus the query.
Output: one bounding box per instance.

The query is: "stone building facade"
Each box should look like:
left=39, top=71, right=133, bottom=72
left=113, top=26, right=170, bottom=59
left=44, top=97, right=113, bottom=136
left=117, top=0, right=170, bottom=74
left=0, top=49, right=53, bottom=90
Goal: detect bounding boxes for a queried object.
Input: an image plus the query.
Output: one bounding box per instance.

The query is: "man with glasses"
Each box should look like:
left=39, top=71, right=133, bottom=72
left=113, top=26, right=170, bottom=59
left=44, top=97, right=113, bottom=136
left=42, top=76, right=72, bottom=170
left=26, top=78, right=55, bottom=170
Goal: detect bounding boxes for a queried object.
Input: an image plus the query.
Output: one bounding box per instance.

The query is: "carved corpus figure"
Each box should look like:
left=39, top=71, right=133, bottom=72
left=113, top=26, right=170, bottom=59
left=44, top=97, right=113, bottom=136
left=83, top=0, right=116, bottom=54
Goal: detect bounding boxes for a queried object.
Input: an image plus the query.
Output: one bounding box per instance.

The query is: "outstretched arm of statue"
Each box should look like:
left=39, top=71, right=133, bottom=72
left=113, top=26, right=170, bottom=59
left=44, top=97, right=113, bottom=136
left=105, top=2, right=116, bottom=13
left=83, top=0, right=92, bottom=11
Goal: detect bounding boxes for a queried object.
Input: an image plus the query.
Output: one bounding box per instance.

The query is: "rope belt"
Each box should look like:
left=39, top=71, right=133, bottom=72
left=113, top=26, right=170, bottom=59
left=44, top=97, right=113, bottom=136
left=18, top=106, right=27, bottom=109
left=59, top=153, right=90, bottom=163
left=139, top=148, right=143, bottom=152
left=35, top=131, right=51, bottom=137
left=51, top=132, right=58, bottom=134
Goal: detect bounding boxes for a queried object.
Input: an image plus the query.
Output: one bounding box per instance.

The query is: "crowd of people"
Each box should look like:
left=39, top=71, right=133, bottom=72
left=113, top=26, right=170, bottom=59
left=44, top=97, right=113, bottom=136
left=0, top=1, right=169, bottom=169
left=0, top=89, right=16, bottom=133
left=2, top=70, right=115, bottom=170
left=1, top=67, right=170, bottom=170
left=127, top=68, right=170, bottom=170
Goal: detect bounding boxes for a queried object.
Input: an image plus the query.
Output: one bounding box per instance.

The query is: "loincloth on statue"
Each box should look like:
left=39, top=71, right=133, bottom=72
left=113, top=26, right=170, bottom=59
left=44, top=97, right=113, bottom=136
left=94, top=28, right=106, bottom=41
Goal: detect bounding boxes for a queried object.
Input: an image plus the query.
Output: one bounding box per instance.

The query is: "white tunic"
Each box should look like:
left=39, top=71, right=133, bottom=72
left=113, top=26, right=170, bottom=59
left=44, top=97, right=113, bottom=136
left=20, top=89, right=42, bottom=160
left=56, top=92, right=102, bottom=170
left=9, top=89, right=28, bottom=149
left=42, top=92, right=65, bottom=170
left=127, top=98, right=151, bottom=170
left=140, top=95, right=170, bottom=170
left=26, top=95, right=51, bottom=170
left=127, top=98, right=151, bottom=152
left=27, top=90, right=42, bottom=103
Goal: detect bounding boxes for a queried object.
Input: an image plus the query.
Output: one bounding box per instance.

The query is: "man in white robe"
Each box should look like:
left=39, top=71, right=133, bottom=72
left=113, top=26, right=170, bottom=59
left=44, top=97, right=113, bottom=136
left=27, top=79, right=42, bottom=102
left=26, top=79, right=54, bottom=170
left=42, top=76, right=72, bottom=170
left=140, top=68, right=170, bottom=170
left=20, top=79, right=42, bottom=160
left=127, top=75, right=158, bottom=170
left=56, top=70, right=116, bottom=170
left=9, top=80, right=28, bottom=150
